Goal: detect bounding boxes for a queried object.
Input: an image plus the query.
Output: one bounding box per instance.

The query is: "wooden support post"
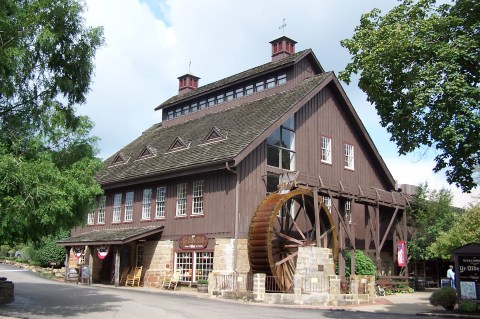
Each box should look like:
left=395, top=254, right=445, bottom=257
left=313, top=188, right=321, bottom=247
left=114, top=246, right=120, bottom=287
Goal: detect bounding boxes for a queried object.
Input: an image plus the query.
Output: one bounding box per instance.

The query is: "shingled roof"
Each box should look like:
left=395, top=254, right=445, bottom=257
left=98, top=72, right=332, bottom=186
left=156, top=49, right=323, bottom=110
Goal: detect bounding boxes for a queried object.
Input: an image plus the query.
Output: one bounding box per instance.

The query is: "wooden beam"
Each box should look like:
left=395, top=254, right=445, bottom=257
left=313, top=188, right=322, bottom=247
left=379, top=207, right=400, bottom=251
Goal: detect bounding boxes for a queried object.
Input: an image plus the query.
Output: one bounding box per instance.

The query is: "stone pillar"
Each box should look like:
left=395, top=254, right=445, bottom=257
left=253, top=273, right=266, bottom=301
left=143, top=240, right=174, bottom=288
left=329, top=275, right=340, bottom=306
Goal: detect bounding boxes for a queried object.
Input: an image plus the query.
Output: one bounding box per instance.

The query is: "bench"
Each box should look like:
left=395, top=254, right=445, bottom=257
left=376, top=276, right=411, bottom=291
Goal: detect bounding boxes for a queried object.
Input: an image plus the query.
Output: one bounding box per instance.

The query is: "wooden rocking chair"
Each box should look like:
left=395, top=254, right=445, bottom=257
left=125, top=266, right=142, bottom=287
left=119, top=267, right=131, bottom=286
left=162, top=271, right=180, bottom=290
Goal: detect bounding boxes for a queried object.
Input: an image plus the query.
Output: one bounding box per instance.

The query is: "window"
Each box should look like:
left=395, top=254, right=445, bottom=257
left=235, top=87, right=244, bottom=99
left=175, top=251, right=213, bottom=282
left=266, top=77, right=275, bottom=89
left=277, top=74, right=287, bottom=85
left=267, top=117, right=295, bottom=170
left=87, top=209, right=95, bottom=225
left=192, top=180, right=204, bottom=215
left=167, top=110, right=174, bottom=120
left=155, top=186, right=166, bottom=219
left=245, top=84, right=254, bottom=95
left=344, top=144, right=354, bottom=170
left=199, top=100, right=206, bottom=110
left=175, top=108, right=182, bottom=117
left=125, top=191, right=134, bottom=221
left=344, top=200, right=352, bottom=224
left=207, top=97, right=215, bottom=107
left=255, top=80, right=264, bottom=92
left=321, top=136, right=332, bottom=164
left=216, top=93, right=224, bottom=104
left=97, top=196, right=106, bottom=224
left=190, top=103, right=198, bottom=113
left=183, top=105, right=189, bottom=115
left=225, top=91, right=234, bottom=101
left=266, top=174, right=280, bottom=194
left=142, top=188, right=152, bottom=220
left=176, top=183, right=187, bottom=216
left=322, top=196, right=332, bottom=213
left=113, top=193, right=122, bottom=223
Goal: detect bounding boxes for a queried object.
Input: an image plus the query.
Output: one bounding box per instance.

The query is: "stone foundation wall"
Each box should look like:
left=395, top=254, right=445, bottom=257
left=143, top=240, right=174, bottom=288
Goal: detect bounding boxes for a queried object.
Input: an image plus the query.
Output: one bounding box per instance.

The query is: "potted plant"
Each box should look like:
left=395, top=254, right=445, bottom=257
left=197, top=279, right=208, bottom=293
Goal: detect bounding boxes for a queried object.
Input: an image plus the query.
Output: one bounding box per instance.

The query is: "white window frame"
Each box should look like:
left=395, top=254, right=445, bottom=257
left=344, top=143, right=354, bottom=170
left=155, top=186, right=166, bottom=219
left=113, top=193, right=122, bottom=223
left=141, top=188, right=152, bottom=220
left=125, top=191, right=134, bottom=221
left=176, top=183, right=187, bottom=216
left=345, top=200, right=352, bottom=224
left=87, top=209, right=95, bottom=225
left=192, top=180, right=204, bottom=215
left=322, top=196, right=332, bottom=213
left=97, top=196, right=106, bottom=224
left=321, top=136, right=332, bottom=164
left=174, top=251, right=214, bottom=282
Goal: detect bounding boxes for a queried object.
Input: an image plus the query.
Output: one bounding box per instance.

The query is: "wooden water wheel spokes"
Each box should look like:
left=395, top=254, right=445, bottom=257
left=248, top=188, right=338, bottom=292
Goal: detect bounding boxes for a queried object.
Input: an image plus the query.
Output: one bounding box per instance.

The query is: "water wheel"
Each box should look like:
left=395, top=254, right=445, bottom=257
left=248, top=188, right=338, bottom=292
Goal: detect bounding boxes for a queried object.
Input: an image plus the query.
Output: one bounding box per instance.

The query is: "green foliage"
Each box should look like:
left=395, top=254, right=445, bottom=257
left=458, top=299, right=478, bottom=313
left=429, top=205, right=480, bottom=259
left=344, top=250, right=376, bottom=276
left=430, top=287, right=457, bottom=310
left=407, top=184, right=455, bottom=261
left=340, top=0, right=480, bottom=192
left=20, top=247, right=35, bottom=261
left=0, top=0, right=104, bottom=244
left=32, top=229, right=70, bottom=267
left=197, top=279, right=208, bottom=284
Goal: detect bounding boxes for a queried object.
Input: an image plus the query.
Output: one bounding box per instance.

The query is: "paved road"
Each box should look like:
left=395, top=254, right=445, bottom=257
left=0, top=263, right=443, bottom=319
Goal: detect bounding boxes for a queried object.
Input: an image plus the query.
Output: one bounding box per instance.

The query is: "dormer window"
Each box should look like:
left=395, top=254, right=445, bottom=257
left=110, top=152, right=129, bottom=166
left=138, top=146, right=156, bottom=159
left=168, top=137, right=190, bottom=152
left=202, top=127, right=226, bottom=144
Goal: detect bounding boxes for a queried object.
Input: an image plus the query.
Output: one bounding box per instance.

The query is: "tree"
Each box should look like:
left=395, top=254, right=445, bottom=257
left=0, top=0, right=104, bottom=244
left=429, top=205, right=480, bottom=259
left=339, top=0, right=480, bottom=192
left=407, top=184, right=456, bottom=261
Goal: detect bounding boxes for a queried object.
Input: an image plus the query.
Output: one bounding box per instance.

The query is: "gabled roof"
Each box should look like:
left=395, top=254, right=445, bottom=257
left=98, top=73, right=332, bottom=186
left=156, top=49, right=323, bottom=110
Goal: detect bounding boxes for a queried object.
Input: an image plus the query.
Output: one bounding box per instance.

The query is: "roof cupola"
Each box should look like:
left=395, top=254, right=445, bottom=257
left=270, top=36, right=297, bottom=62
left=178, top=73, right=200, bottom=95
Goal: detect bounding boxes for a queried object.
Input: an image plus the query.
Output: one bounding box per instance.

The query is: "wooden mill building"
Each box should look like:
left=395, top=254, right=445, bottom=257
left=59, top=36, right=409, bottom=288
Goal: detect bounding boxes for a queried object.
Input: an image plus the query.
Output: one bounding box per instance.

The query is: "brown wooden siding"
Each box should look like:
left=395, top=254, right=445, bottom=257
left=72, top=171, right=236, bottom=238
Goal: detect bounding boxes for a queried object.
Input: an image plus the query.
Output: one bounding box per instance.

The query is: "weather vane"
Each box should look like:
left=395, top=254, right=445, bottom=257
left=278, top=18, right=287, bottom=34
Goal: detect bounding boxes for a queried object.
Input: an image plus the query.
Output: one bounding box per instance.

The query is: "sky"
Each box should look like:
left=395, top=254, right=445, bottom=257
left=79, top=0, right=478, bottom=208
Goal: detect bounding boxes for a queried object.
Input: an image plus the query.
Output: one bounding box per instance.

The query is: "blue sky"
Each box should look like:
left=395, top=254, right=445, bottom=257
left=81, top=0, right=478, bottom=207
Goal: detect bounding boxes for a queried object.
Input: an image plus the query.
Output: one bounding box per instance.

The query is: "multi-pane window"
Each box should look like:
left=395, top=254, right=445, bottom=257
left=245, top=84, right=254, bottom=95
left=192, top=180, right=204, bottom=215
left=190, top=103, right=198, bottom=112
left=344, top=144, right=354, bottom=170
left=256, top=80, right=265, bottom=92
left=344, top=200, right=352, bottom=224
left=267, top=117, right=295, bottom=170
left=266, top=174, right=280, bottom=194
left=321, top=136, right=332, bottom=164
left=167, top=110, right=174, bottom=120
left=176, top=183, right=187, bottom=216
left=266, top=77, right=276, bottom=89
left=277, top=74, right=287, bottom=85
left=97, top=196, right=106, bottom=224
left=175, top=108, right=182, bottom=117
left=235, top=87, right=244, bottom=99
left=87, top=209, right=95, bottom=225
left=182, top=105, right=189, bottom=115
left=175, top=251, right=214, bottom=282
left=155, top=186, right=166, bottom=218
left=322, top=196, right=332, bottom=213
left=113, top=193, right=122, bottom=223
left=226, top=91, right=234, bottom=101
left=216, top=94, right=224, bottom=104
left=207, top=97, right=215, bottom=107
left=142, top=188, right=152, bottom=220
left=199, top=100, right=206, bottom=110
left=125, top=191, right=134, bottom=221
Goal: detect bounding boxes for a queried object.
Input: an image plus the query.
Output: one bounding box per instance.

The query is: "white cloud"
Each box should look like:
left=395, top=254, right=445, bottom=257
left=80, top=0, right=477, bottom=207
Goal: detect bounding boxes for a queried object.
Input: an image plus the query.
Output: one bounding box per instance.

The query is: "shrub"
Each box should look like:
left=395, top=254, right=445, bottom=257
left=32, top=229, right=69, bottom=267
left=197, top=279, right=208, bottom=285
left=458, top=300, right=478, bottom=313
left=344, top=251, right=376, bottom=276
left=429, top=287, right=457, bottom=310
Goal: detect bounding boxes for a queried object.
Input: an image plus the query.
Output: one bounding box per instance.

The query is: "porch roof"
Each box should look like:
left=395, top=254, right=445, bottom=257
left=57, top=226, right=164, bottom=246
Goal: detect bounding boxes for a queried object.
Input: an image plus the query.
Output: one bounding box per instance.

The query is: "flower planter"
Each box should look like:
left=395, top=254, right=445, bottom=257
left=197, top=284, right=208, bottom=293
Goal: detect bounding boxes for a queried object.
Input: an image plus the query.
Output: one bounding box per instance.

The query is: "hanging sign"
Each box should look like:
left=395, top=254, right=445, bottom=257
left=97, top=245, right=110, bottom=260
left=397, top=241, right=406, bottom=267
left=73, top=246, right=84, bottom=259
left=179, top=234, right=208, bottom=250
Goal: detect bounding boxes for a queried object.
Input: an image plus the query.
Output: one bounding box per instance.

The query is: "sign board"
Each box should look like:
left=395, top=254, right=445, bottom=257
left=179, top=234, right=208, bottom=250
left=458, top=256, right=480, bottom=300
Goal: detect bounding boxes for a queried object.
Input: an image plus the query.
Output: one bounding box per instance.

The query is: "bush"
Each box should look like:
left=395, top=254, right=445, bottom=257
left=429, top=287, right=457, bottom=310
left=197, top=279, right=208, bottom=284
left=458, top=300, right=478, bottom=313
left=343, top=251, right=376, bottom=276
left=31, top=229, right=69, bottom=267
